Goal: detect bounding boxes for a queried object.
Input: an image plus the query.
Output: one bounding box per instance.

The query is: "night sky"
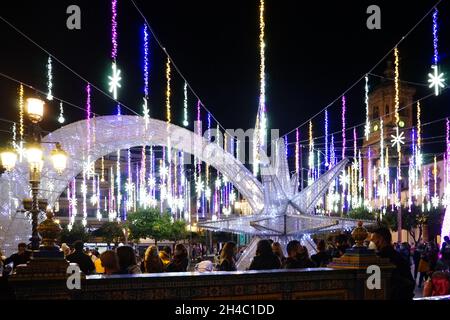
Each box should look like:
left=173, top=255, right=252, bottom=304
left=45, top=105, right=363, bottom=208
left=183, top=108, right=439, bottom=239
left=0, top=0, right=449, bottom=159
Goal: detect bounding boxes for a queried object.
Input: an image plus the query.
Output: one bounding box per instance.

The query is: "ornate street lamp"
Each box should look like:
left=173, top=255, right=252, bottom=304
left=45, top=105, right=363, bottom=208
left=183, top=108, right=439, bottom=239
left=50, top=143, right=68, bottom=175
left=0, top=146, right=18, bottom=172
left=26, top=97, right=45, bottom=124
left=0, top=97, right=69, bottom=252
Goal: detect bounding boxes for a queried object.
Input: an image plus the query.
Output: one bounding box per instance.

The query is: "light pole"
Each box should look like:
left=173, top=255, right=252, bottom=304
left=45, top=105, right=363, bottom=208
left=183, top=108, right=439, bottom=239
left=1, top=97, right=68, bottom=252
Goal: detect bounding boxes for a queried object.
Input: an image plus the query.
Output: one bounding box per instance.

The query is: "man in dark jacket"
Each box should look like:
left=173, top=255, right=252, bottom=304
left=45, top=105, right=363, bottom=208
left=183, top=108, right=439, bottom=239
left=4, top=243, right=30, bottom=269
left=371, top=227, right=415, bottom=300
left=66, top=241, right=95, bottom=274
left=284, top=240, right=315, bottom=269
left=440, top=236, right=450, bottom=268
left=311, top=240, right=332, bottom=267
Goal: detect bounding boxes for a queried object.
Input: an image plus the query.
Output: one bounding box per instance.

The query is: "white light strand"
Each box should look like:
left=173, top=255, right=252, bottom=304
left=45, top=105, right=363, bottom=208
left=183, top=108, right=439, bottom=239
left=47, top=56, right=53, bottom=101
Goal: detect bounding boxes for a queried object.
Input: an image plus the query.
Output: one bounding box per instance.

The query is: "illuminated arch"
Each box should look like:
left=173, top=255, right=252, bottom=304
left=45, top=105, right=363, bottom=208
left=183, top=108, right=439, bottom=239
left=0, top=116, right=263, bottom=254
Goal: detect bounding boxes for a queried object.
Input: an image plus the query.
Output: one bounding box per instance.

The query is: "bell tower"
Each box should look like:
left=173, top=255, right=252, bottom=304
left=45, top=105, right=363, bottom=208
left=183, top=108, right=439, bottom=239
left=363, top=61, right=416, bottom=199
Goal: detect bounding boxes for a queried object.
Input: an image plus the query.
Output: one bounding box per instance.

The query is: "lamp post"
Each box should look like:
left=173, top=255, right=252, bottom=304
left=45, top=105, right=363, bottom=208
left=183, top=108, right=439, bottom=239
left=1, top=97, right=68, bottom=252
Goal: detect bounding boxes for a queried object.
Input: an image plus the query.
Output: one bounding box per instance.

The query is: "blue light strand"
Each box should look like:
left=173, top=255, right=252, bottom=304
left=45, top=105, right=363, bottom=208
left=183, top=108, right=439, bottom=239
left=432, top=8, right=439, bottom=65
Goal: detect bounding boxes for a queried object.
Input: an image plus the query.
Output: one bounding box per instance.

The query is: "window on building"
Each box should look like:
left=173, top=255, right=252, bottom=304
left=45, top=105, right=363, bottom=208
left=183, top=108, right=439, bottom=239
left=373, top=105, right=379, bottom=119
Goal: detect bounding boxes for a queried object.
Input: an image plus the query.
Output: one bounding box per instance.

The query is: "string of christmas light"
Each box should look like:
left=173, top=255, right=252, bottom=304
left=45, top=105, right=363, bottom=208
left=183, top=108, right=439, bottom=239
left=330, top=134, right=335, bottom=168
left=111, top=0, right=118, bottom=60
left=295, top=128, right=300, bottom=179
left=428, top=7, right=445, bottom=96
left=86, top=84, right=92, bottom=171
left=140, top=146, right=146, bottom=208
left=81, top=162, right=87, bottom=227
left=379, top=118, right=386, bottom=211
left=117, top=149, right=122, bottom=221
left=126, top=148, right=132, bottom=212
left=258, top=0, right=267, bottom=156
left=394, top=47, right=400, bottom=125
left=96, top=175, right=102, bottom=221
left=18, top=84, right=24, bottom=161
left=101, top=156, right=105, bottom=182
left=11, top=123, right=16, bottom=149
left=432, top=155, right=439, bottom=208
left=109, top=166, right=115, bottom=220
left=342, top=96, right=346, bottom=159
left=166, top=57, right=171, bottom=124
left=447, top=117, right=450, bottom=190
left=325, top=109, right=329, bottom=167
left=58, top=101, right=65, bottom=124
left=368, top=147, right=372, bottom=202
left=108, top=0, right=122, bottom=115
left=183, top=82, right=189, bottom=127
left=46, top=56, right=53, bottom=101
left=364, top=74, right=370, bottom=140
left=142, top=24, right=150, bottom=125
left=165, top=58, right=173, bottom=203
left=308, top=121, right=314, bottom=185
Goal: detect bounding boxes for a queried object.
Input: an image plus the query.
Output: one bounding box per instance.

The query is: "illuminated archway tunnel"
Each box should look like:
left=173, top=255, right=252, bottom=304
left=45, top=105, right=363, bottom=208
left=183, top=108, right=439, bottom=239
left=0, top=116, right=263, bottom=255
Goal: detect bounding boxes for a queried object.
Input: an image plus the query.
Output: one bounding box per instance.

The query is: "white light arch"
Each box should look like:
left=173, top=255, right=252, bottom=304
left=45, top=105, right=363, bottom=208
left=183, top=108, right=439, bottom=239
left=0, top=116, right=263, bottom=255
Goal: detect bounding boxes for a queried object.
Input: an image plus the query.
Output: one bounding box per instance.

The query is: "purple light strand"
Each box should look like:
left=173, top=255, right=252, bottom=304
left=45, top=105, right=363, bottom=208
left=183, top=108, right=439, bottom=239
left=342, top=96, right=346, bottom=160
left=86, top=84, right=91, bottom=157
left=325, top=109, right=329, bottom=167
left=143, top=24, right=149, bottom=98
left=111, top=0, right=118, bottom=60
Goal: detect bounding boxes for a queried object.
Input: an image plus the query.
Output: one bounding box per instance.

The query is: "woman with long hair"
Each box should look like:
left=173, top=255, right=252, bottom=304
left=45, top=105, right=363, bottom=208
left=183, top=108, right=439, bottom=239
left=272, top=242, right=286, bottom=266
left=249, top=239, right=281, bottom=270
left=166, top=244, right=189, bottom=272
left=217, top=242, right=237, bottom=271
left=144, top=245, right=164, bottom=273
left=116, top=245, right=142, bottom=274
left=100, top=250, right=120, bottom=275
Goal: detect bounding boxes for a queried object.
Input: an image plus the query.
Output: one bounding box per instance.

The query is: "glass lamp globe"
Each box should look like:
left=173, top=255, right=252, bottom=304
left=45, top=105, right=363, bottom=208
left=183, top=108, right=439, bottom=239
left=0, top=147, right=18, bottom=172
left=50, top=143, right=68, bottom=175
left=26, top=143, right=44, bottom=172
left=26, top=98, right=45, bottom=123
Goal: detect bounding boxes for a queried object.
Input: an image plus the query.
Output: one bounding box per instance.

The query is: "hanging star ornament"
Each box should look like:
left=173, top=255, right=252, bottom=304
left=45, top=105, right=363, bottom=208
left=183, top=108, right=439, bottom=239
left=108, top=62, right=122, bottom=100
left=391, top=127, right=405, bottom=152
left=428, top=65, right=445, bottom=96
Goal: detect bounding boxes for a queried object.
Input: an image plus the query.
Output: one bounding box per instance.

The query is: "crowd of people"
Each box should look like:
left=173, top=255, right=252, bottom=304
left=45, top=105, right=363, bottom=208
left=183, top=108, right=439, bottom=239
left=1, top=230, right=450, bottom=300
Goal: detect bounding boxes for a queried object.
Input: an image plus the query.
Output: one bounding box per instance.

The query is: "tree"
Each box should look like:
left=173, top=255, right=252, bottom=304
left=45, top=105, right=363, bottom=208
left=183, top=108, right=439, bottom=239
left=59, top=221, right=90, bottom=245
left=168, top=219, right=188, bottom=243
left=126, top=208, right=172, bottom=246
left=92, top=221, right=125, bottom=246
left=381, top=206, right=445, bottom=245
left=347, top=207, right=377, bottom=221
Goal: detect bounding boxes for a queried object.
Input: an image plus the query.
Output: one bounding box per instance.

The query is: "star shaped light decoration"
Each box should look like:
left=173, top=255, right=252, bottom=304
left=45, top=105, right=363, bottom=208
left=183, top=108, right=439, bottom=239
left=108, top=62, right=122, bottom=100
left=431, top=195, right=440, bottom=209
left=195, top=179, right=204, bottom=198
left=428, top=65, right=445, bottom=96
left=391, top=127, right=405, bottom=152
left=339, top=172, right=350, bottom=187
